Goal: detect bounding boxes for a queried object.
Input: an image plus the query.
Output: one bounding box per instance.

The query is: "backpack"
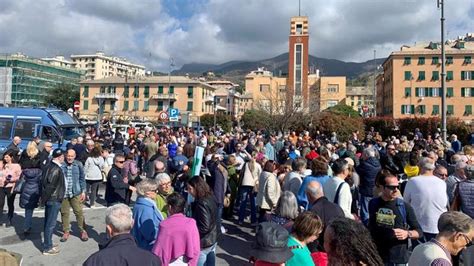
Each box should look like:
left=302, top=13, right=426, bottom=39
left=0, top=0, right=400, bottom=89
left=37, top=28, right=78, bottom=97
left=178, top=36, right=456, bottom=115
left=369, top=197, right=407, bottom=227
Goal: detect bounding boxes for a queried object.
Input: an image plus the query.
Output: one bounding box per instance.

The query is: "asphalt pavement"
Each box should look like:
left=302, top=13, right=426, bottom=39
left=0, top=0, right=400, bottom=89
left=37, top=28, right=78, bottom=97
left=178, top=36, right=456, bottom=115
left=0, top=185, right=255, bottom=266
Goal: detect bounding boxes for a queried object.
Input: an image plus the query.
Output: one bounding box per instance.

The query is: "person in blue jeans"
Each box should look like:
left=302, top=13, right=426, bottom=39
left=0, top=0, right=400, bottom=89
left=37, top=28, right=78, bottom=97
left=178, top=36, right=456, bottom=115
left=40, top=149, right=66, bottom=255
left=238, top=159, right=261, bottom=225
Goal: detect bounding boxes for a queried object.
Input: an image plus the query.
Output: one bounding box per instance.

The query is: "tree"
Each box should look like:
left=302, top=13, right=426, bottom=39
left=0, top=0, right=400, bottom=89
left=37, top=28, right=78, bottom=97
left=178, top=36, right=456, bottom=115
left=326, top=103, right=361, bottom=117
left=45, top=83, right=79, bottom=111
left=200, top=113, right=232, bottom=132
left=241, top=109, right=270, bottom=130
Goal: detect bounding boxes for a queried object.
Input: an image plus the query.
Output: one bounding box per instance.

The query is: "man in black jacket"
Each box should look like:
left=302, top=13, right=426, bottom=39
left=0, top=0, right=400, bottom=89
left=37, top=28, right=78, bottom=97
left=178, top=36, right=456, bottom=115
left=41, top=148, right=66, bottom=255
left=306, top=180, right=344, bottom=253
left=6, top=136, right=21, bottom=162
left=381, top=144, right=401, bottom=174
left=39, top=141, right=53, bottom=171
left=105, top=154, right=136, bottom=206
left=83, top=204, right=161, bottom=266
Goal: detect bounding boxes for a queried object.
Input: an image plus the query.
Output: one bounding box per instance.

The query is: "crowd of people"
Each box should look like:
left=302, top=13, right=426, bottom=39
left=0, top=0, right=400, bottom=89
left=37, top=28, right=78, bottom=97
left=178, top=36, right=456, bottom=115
left=0, top=122, right=474, bottom=266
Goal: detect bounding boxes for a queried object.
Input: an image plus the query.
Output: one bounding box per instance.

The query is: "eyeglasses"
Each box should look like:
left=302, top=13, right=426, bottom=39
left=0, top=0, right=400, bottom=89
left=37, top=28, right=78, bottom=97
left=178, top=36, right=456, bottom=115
left=160, top=181, right=172, bottom=187
left=384, top=185, right=399, bottom=191
left=461, top=233, right=473, bottom=247
left=116, top=160, right=125, bottom=163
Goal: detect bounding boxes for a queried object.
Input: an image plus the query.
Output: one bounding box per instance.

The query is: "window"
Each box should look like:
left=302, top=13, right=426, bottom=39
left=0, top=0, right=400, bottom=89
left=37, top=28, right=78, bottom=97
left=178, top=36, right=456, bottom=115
left=14, top=119, right=39, bottom=139
left=187, top=86, right=193, bottom=98
left=295, top=44, right=302, bottom=96
left=158, top=86, right=163, bottom=94
left=465, top=105, right=473, bottom=115
left=405, top=87, right=411, bottom=97
left=418, top=105, right=426, bottom=115
left=404, top=71, right=412, bottom=80
left=432, top=105, right=439, bottom=115
left=446, top=57, right=453, bottom=64
left=296, top=24, right=303, bottom=34
left=432, top=57, right=439, bottom=65
left=464, top=56, right=472, bottom=64
left=461, top=88, right=474, bottom=97
left=416, top=87, right=426, bottom=97
left=447, top=87, right=454, bottom=97
left=157, top=101, right=163, bottom=111
left=100, top=86, right=106, bottom=93
left=169, top=86, right=174, bottom=94
left=327, top=101, right=338, bottom=108
left=143, top=100, right=149, bottom=111
left=187, top=102, right=193, bottom=111
left=123, top=101, right=129, bottom=111
left=404, top=57, right=411, bottom=65
left=259, top=84, right=270, bottom=92
left=83, top=86, right=89, bottom=98
left=418, top=71, right=425, bottom=81
left=133, top=86, right=139, bottom=98
left=144, top=86, right=149, bottom=98
left=110, top=101, right=115, bottom=111
left=418, top=57, right=425, bottom=65
left=328, top=86, right=339, bottom=93
left=447, top=105, right=454, bottom=115
left=432, top=71, right=439, bottom=81
left=461, top=71, right=474, bottom=80
left=401, top=105, right=414, bottom=114
left=133, top=100, right=139, bottom=111
left=431, top=87, right=440, bottom=97
left=447, top=71, right=453, bottom=81
left=0, top=118, right=13, bottom=139
left=124, top=86, right=129, bottom=98
left=83, top=100, right=89, bottom=110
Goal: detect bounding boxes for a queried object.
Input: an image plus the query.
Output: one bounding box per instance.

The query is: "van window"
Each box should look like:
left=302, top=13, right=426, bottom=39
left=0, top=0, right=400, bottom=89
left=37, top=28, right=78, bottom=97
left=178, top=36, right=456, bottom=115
left=40, top=126, right=60, bottom=142
left=0, top=118, right=13, bottom=139
left=14, top=119, right=40, bottom=139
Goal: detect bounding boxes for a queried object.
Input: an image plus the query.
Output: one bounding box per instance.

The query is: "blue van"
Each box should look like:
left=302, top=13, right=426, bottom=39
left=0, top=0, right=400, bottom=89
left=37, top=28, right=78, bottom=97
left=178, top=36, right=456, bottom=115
left=0, top=107, right=85, bottom=153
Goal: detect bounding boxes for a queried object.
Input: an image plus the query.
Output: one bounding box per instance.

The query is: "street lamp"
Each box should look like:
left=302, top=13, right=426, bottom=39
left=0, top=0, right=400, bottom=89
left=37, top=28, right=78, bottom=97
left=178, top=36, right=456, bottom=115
left=438, top=0, right=447, bottom=142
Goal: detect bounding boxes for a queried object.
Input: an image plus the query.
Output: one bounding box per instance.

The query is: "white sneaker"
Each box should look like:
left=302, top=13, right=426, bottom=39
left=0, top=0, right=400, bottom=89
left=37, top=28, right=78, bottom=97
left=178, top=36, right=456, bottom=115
left=220, top=226, right=227, bottom=234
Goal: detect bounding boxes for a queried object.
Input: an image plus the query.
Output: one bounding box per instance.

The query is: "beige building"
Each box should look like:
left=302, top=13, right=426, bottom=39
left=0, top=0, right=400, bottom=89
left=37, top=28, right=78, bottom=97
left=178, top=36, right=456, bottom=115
left=377, top=34, right=474, bottom=123
left=345, top=86, right=375, bottom=115
left=41, top=56, right=74, bottom=68
left=310, top=75, right=347, bottom=112
left=71, top=52, right=145, bottom=80
left=79, top=76, right=217, bottom=123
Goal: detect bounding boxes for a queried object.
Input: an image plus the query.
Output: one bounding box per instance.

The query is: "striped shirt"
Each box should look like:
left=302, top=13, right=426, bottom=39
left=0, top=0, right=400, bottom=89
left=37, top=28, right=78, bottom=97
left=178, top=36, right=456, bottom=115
left=65, top=164, right=73, bottom=198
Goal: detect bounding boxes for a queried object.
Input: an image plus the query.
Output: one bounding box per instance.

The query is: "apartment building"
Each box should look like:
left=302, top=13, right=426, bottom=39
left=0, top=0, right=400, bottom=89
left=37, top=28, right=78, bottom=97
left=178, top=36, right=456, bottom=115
left=206, top=80, right=253, bottom=119
left=71, top=52, right=145, bottom=80
left=345, top=86, right=375, bottom=115
left=310, top=75, right=347, bottom=112
left=79, top=76, right=217, bottom=123
left=377, top=34, right=474, bottom=123
left=244, top=68, right=287, bottom=114
left=41, top=56, right=74, bottom=68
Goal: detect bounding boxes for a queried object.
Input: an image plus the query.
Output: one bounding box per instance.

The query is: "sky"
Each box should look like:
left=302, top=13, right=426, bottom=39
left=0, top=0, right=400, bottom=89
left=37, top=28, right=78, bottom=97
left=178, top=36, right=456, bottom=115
left=0, top=0, right=473, bottom=72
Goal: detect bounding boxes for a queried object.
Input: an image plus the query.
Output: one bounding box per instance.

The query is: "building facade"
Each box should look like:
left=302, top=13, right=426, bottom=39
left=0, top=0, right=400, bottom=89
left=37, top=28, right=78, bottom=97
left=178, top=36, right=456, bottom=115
left=41, top=56, right=74, bottom=68
left=79, top=76, right=217, bottom=123
left=345, top=86, right=375, bottom=115
left=71, top=52, right=145, bottom=80
left=0, top=54, right=82, bottom=107
left=288, top=16, right=310, bottom=109
left=206, top=80, right=253, bottom=119
left=310, top=75, right=347, bottom=112
left=377, top=34, right=474, bottom=123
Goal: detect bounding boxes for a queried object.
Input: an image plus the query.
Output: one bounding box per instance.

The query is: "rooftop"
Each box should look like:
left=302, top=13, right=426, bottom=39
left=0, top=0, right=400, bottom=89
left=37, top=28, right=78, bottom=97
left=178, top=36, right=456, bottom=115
left=346, top=86, right=373, bottom=96
left=80, top=76, right=218, bottom=90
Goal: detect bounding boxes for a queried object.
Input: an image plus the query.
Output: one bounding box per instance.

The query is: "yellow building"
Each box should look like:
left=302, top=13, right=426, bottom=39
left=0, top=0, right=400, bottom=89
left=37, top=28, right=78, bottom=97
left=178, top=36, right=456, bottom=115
left=377, top=34, right=474, bottom=123
left=345, top=86, right=375, bottom=115
left=244, top=68, right=287, bottom=113
left=79, top=76, right=217, bottom=123
left=71, top=52, right=145, bottom=80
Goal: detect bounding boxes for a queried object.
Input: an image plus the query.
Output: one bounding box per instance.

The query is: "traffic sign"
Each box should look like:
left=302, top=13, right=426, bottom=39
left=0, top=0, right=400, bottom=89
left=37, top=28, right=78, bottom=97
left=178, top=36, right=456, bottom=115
left=169, top=108, right=179, bottom=122
left=158, top=111, right=169, bottom=121
left=74, top=101, right=80, bottom=110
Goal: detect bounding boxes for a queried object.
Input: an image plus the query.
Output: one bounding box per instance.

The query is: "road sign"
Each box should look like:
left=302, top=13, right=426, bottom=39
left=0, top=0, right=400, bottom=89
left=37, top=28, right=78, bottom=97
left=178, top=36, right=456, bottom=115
left=74, top=101, right=80, bottom=110
left=158, top=111, right=169, bottom=121
left=169, top=108, right=179, bottom=122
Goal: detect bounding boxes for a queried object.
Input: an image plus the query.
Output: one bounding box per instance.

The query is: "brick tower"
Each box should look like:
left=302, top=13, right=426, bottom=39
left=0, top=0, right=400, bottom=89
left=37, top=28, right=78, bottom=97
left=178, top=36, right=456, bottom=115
left=287, top=16, right=309, bottom=110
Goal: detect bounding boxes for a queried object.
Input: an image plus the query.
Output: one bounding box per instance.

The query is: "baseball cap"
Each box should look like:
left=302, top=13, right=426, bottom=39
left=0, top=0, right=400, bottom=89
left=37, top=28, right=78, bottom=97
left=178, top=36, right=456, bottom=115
left=52, top=148, right=64, bottom=158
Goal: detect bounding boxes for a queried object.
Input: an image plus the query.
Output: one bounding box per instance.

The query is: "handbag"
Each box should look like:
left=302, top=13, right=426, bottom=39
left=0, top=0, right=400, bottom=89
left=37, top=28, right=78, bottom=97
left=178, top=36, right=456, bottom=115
left=13, top=174, right=25, bottom=194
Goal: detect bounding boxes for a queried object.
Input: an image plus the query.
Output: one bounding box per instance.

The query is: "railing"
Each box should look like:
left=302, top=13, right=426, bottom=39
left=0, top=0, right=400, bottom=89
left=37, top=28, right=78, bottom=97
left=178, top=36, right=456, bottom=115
left=151, top=93, right=177, bottom=101
left=94, top=93, right=120, bottom=100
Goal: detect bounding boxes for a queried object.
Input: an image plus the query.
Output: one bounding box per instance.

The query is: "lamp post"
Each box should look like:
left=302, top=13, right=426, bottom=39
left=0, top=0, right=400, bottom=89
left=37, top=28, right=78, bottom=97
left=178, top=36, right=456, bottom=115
left=438, top=0, right=447, bottom=142
left=213, top=94, right=217, bottom=129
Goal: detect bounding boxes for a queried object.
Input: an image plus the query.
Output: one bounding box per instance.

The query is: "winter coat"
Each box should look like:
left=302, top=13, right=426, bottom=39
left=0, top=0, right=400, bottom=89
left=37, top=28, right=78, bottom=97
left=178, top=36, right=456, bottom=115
left=256, top=171, right=281, bottom=210
left=356, top=157, right=382, bottom=197
left=131, top=197, right=164, bottom=251
left=41, top=162, right=65, bottom=203
left=84, top=156, right=105, bottom=181
left=20, top=168, right=42, bottom=209
left=105, top=165, right=129, bottom=205
left=191, top=196, right=219, bottom=249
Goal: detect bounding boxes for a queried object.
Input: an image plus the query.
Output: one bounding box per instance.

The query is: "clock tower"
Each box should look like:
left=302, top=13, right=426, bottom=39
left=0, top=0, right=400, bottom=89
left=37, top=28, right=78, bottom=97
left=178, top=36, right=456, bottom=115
left=287, top=16, right=309, bottom=109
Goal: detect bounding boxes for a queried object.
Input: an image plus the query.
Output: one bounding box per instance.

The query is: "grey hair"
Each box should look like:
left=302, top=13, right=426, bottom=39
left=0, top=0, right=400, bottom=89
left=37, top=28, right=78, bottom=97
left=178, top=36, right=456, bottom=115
left=105, top=204, right=133, bottom=233
left=155, top=173, right=171, bottom=185
left=419, top=157, right=436, bottom=171
left=363, top=147, right=376, bottom=158
left=305, top=181, right=324, bottom=198
left=275, top=191, right=299, bottom=220
left=136, top=179, right=159, bottom=196
left=292, top=157, right=307, bottom=172
left=113, top=154, right=125, bottom=163
left=347, top=144, right=357, bottom=153
left=86, top=139, right=94, bottom=146
left=438, top=211, right=474, bottom=235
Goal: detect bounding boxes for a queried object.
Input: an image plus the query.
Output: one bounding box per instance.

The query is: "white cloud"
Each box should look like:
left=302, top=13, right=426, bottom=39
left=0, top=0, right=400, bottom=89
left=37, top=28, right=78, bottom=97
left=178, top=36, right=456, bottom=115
left=0, top=0, right=472, bottom=71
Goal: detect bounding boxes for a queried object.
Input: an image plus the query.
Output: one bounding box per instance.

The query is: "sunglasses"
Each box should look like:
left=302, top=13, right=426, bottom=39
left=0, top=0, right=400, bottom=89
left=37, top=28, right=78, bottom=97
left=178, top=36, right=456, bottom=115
left=116, top=160, right=125, bottom=163
left=384, top=185, right=399, bottom=191
left=461, top=233, right=473, bottom=247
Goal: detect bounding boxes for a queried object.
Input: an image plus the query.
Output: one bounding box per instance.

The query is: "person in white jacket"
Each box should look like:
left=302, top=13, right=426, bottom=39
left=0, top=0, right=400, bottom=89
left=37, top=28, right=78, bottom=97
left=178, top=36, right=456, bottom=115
left=84, top=146, right=105, bottom=208
left=256, top=160, right=281, bottom=222
left=323, top=159, right=354, bottom=219
left=237, top=157, right=262, bottom=225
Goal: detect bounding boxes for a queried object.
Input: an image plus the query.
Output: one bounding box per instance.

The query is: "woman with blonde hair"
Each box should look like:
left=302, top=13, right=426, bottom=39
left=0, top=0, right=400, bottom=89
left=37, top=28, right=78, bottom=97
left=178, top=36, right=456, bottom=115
left=19, top=141, right=42, bottom=233
left=238, top=154, right=261, bottom=225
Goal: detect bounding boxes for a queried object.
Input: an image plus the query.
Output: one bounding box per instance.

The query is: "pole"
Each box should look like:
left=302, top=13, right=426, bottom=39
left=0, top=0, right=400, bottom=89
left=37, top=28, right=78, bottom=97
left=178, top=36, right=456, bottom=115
left=213, top=95, right=217, bottom=129
left=373, top=50, right=377, bottom=117
left=439, top=0, right=447, bottom=142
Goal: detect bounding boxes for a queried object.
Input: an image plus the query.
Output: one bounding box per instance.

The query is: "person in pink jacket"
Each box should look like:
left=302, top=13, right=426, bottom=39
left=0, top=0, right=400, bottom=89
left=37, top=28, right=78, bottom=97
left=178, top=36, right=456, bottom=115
left=152, top=192, right=200, bottom=266
left=0, top=150, right=22, bottom=227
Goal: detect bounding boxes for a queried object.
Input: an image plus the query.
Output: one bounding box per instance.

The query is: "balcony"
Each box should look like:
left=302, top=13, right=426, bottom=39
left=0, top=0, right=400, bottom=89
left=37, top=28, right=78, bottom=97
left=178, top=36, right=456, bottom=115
left=151, top=93, right=177, bottom=101
left=204, top=96, right=214, bottom=103
left=94, top=93, right=120, bottom=100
